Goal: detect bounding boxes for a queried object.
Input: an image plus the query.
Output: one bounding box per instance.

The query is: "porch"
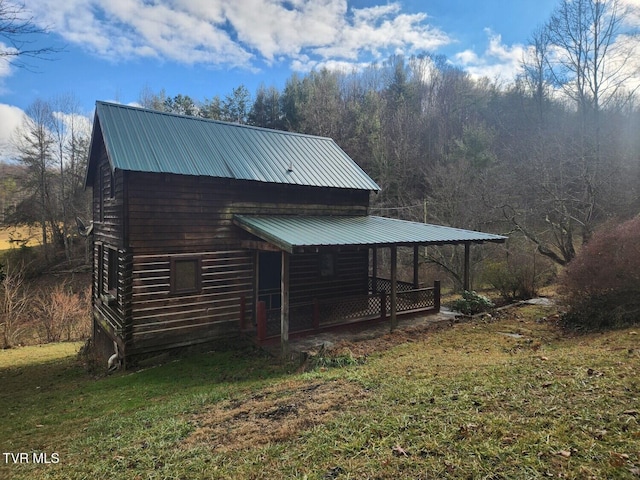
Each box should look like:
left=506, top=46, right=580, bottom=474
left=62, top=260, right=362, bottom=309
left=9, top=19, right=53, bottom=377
left=255, top=278, right=441, bottom=341
left=233, top=214, right=506, bottom=356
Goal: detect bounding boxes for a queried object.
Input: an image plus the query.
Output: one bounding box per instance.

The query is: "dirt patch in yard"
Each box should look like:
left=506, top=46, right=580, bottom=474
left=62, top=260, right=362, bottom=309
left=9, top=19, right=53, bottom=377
left=307, top=318, right=457, bottom=360
left=184, top=379, right=368, bottom=452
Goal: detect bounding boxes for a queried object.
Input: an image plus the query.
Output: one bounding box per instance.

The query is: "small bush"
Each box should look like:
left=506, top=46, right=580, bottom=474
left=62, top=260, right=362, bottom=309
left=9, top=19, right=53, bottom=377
left=561, top=289, right=640, bottom=331
left=33, top=282, right=91, bottom=343
left=483, top=239, right=555, bottom=302
left=450, top=290, right=495, bottom=315
left=561, top=215, right=640, bottom=330
left=0, top=264, right=30, bottom=348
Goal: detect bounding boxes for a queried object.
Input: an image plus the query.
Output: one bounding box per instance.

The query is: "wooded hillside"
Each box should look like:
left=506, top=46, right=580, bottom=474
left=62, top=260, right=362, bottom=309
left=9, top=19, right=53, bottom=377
left=137, top=51, right=639, bottom=289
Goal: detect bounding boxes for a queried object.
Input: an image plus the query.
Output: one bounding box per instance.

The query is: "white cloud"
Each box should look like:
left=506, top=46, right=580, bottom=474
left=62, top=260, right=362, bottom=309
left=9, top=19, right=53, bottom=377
left=0, top=42, right=18, bottom=97
left=23, top=0, right=451, bottom=72
left=621, top=0, right=640, bottom=25
left=453, top=29, right=526, bottom=83
left=451, top=3, right=640, bottom=89
left=454, top=49, right=479, bottom=65
left=0, top=105, right=92, bottom=162
left=312, top=5, right=449, bottom=62
left=0, top=104, right=27, bottom=161
left=51, top=110, right=93, bottom=139
left=0, top=42, right=18, bottom=79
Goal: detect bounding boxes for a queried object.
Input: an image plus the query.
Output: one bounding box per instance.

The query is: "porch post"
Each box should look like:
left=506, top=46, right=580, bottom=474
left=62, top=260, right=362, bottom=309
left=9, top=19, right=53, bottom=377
left=371, top=247, right=378, bottom=293
left=463, top=242, right=471, bottom=291
left=434, top=280, right=441, bottom=312
left=390, top=245, right=397, bottom=331
left=253, top=250, right=259, bottom=325
left=413, top=245, right=420, bottom=288
left=281, top=251, right=290, bottom=359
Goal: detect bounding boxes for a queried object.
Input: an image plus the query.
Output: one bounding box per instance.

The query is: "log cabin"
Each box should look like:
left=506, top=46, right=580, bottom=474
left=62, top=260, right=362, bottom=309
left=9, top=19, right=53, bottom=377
left=85, top=101, right=506, bottom=367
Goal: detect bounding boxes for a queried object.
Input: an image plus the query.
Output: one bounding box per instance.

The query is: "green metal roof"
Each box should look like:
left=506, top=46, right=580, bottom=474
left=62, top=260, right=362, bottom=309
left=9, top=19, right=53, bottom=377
left=87, top=101, right=380, bottom=191
left=234, top=215, right=507, bottom=253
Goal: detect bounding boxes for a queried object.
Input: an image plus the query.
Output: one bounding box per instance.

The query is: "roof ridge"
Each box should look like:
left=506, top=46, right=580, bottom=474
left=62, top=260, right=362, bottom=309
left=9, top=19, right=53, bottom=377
left=95, top=100, right=335, bottom=141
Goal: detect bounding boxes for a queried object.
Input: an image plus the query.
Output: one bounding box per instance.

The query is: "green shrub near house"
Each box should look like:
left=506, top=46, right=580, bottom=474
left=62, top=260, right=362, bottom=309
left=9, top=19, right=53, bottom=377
left=450, top=290, right=495, bottom=315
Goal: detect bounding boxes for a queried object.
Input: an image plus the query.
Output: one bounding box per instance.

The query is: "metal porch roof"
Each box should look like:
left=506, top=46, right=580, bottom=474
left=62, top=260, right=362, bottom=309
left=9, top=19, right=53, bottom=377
left=87, top=101, right=380, bottom=191
left=234, top=215, right=506, bottom=253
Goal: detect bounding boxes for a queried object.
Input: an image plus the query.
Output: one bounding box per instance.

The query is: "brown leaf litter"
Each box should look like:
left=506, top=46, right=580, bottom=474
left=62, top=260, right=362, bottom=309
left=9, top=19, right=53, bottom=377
left=183, top=379, right=368, bottom=452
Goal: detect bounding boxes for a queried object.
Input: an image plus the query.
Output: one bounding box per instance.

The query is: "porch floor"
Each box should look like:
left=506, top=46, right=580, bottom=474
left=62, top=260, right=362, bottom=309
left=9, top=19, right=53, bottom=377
left=259, top=307, right=459, bottom=358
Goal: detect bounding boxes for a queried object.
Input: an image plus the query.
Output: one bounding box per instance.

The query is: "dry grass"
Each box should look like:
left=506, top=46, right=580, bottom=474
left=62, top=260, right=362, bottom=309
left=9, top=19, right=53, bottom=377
left=0, top=226, right=40, bottom=250
left=185, top=379, right=369, bottom=452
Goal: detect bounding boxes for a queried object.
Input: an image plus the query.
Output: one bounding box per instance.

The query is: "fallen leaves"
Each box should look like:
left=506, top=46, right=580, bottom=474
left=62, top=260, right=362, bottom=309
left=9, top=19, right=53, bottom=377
left=593, top=429, right=608, bottom=440
left=609, top=452, right=630, bottom=467
left=392, top=444, right=409, bottom=457
left=457, top=423, right=481, bottom=439
left=184, top=379, right=368, bottom=452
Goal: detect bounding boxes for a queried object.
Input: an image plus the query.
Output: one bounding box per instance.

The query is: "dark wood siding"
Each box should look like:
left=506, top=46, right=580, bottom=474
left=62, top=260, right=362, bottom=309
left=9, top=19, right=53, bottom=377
left=290, top=250, right=369, bottom=304
left=92, top=243, right=131, bottom=354
left=92, top=164, right=371, bottom=361
left=125, top=172, right=369, bottom=254
left=91, top=153, right=130, bottom=354
left=128, top=249, right=253, bottom=354
left=92, top=154, right=124, bottom=248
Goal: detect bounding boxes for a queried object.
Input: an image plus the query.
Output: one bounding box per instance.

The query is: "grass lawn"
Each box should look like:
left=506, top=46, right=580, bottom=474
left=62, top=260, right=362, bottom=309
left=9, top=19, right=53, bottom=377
left=1, top=304, right=638, bottom=479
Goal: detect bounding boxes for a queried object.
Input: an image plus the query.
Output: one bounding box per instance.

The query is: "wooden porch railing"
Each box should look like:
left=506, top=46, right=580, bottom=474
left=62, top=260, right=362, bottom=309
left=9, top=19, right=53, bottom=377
left=256, top=280, right=441, bottom=341
left=368, top=276, right=416, bottom=294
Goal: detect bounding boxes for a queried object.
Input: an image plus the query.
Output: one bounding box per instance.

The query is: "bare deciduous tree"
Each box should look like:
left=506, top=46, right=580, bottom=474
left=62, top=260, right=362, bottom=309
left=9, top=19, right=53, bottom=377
left=7, top=97, right=90, bottom=264
left=11, top=99, right=55, bottom=258
left=0, top=262, right=30, bottom=348
left=512, top=0, right=640, bottom=266
left=546, top=0, right=639, bottom=117
left=49, top=94, right=90, bottom=262
left=0, top=0, right=63, bottom=68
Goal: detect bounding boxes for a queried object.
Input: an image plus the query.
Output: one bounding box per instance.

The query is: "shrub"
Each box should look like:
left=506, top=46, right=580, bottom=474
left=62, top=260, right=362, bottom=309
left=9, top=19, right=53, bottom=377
left=561, top=215, right=640, bottom=330
left=0, top=264, right=30, bottom=348
left=561, top=289, right=640, bottom=331
left=483, top=240, right=555, bottom=301
left=450, top=290, right=495, bottom=315
left=33, top=282, right=91, bottom=343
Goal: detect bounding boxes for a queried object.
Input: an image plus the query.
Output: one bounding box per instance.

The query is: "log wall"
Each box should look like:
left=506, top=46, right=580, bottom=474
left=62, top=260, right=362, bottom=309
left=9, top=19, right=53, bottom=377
left=90, top=158, right=372, bottom=360
left=128, top=249, right=253, bottom=355
left=126, top=172, right=369, bottom=254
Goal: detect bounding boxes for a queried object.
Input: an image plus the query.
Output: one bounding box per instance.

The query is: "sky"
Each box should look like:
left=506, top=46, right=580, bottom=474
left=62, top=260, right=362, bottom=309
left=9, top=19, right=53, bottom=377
left=0, top=0, right=637, bottom=160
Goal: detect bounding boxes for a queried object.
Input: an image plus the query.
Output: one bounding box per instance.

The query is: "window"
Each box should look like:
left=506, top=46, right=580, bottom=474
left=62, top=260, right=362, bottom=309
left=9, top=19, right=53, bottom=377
left=109, top=171, right=115, bottom=198
left=96, top=244, right=103, bottom=298
left=107, top=248, right=118, bottom=294
left=98, top=163, right=114, bottom=223
left=98, top=166, right=104, bottom=223
left=171, top=257, right=202, bottom=294
left=318, top=253, right=336, bottom=278
left=98, top=245, right=117, bottom=307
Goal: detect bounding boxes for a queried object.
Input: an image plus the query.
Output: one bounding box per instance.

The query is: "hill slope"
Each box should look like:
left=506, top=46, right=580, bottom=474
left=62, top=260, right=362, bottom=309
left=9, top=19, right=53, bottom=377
left=1, top=304, right=638, bottom=479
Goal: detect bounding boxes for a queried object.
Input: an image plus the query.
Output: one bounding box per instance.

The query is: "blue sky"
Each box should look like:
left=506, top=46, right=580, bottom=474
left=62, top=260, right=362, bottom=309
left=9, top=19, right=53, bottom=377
left=0, top=0, right=635, bottom=159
